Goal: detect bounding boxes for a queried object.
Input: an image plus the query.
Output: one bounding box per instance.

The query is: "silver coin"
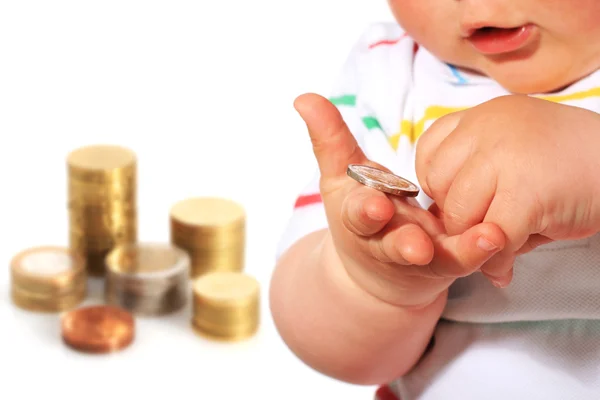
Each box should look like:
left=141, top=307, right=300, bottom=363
left=346, top=164, right=419, bottom=197
left=104, top=243, right=190, bottom=316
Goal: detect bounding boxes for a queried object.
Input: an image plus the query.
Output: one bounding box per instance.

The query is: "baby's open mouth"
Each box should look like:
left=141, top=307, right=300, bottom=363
left=466, top=24, right=535, bottom=55
left=471, top=26, right=525, bottom=38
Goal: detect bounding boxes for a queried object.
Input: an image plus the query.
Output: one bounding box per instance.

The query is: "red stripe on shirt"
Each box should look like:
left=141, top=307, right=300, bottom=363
left=368, top=34, right=407, bottom=49
left=375, top=385, right=400, bottom=400
left=294, top=193, right=322, bottom=208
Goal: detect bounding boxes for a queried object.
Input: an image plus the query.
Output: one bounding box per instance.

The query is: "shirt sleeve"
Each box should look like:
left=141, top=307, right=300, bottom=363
left=274, top=28, right=376, bottom=260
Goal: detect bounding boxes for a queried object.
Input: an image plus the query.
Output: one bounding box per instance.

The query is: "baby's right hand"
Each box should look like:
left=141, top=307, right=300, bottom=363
left=294, top=93, right=508, bottom=308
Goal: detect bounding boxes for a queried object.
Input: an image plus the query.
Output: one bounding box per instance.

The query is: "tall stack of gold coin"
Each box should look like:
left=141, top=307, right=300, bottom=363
left=170, top=197, right=245, bottom=278
left=67, top=145, right=137, bottom=277
left=10, top=246, right=87, bottom=312
left=191, top=271, right=260, bottom=341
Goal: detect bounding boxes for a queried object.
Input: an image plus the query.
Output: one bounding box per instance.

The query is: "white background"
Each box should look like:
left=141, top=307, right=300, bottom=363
left=0, top=1, right=395, bottom=399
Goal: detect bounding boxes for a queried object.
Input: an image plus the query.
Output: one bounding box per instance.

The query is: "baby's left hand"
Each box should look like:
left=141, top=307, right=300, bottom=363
left=416, top=95, right=600, bottom=285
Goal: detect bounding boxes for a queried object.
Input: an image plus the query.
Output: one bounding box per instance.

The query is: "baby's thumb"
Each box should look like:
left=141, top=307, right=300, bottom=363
left=294, top=93, right=367, bottom=180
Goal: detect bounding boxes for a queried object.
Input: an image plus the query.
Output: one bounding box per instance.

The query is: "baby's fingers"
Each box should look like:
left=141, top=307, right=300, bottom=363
left=480, top=252, right=516, bottom=288
left=479, top=234, right=551, bottom=288
left=428, top=222, right=506, bottom=278
left=369, top=223, right=435, bottom=266
left=341, top=186, right=395, bottom=236
left=341, top=186, right=435, bottom=265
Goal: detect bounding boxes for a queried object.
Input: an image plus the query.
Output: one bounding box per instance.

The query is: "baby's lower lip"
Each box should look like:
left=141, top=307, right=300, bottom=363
left=467, top=24, right=535, bottom=55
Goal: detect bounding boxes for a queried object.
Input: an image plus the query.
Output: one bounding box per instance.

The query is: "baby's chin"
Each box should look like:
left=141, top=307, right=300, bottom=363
left=449, top=64, right=573, bottom=95
left=466, top=46, right=600, bottom=95
left=483, top=65, right=591, bottom=95
left=441, top=38, right=600, bottom=95
left=491, top=72, right=574, bottom=95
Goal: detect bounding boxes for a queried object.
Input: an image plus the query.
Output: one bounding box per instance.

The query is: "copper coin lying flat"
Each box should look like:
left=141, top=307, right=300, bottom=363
left=347, top=164, right=419, bottom=197
left=61, top=305, right=135, bottom=354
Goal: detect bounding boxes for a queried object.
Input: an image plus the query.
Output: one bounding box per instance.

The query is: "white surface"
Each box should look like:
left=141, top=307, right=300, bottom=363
left=0, top=1, right=394, bottom=399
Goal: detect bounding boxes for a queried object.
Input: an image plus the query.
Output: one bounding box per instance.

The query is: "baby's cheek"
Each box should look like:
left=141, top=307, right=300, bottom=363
left=541, top=0, right=600, bottom=35
left=388, top=0, right=453, bottom=42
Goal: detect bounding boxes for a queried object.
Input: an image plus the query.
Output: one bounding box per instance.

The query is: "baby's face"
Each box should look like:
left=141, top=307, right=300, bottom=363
left=389, top=0, right=600, bottom=94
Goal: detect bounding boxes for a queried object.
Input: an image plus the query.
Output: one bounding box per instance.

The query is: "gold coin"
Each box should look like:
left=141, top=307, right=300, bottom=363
left=187, top=251, right=244, bottom=277
left=10, top=246, right=87, bottom=312
left=11, top=285, right=86, bottom=313
left=68, top=213, right=137, bottom=236
left=191, top=271, right=259, bottom=341
left=67, top=144, right=138, bottom=277
left=73, top=251, right=109, bottom=277
left=170, top=197, right=245, bottom=230
left=106, top=243, right=188, bottom=275
left=170, top=223, right=244, bottom=248
left=170, top=197, right=245, bottom=277
left=67, top=144, right=136, bottom=172
left=193, top=271, right=257, bottom=304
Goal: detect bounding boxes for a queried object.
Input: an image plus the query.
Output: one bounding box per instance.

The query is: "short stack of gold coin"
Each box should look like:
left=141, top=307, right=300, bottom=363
left=67, top=145, right=137, bottom=277
left=170, top=197, right=245, bottom=278
left=191, top=271, right=260, bottom=341
left=10, top=246, right=87, bottom=312
left=104, top=243, right=190, bottom=316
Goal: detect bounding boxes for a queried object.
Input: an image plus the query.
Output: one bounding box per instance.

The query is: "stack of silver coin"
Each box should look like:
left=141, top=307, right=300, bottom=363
left=104, top=243, right=190, bottom=316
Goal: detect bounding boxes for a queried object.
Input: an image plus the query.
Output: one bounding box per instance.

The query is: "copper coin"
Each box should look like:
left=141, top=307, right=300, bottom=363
left=61, top=305, right=135, bottom=353
left=346, top=164, right=419, bottom=197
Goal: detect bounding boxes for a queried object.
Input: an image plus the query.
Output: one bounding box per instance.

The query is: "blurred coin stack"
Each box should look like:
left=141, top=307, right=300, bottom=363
left=170, top=197, right=245, bottom=278
left=10, top=246, right=87, bottom=312
left=191, top=271, right=260, bottom=341
left=61, top=305, right=135, bottom=354
left=67, top=145, right=137, bottom=277
left=105, top=243, right=190, bottom=316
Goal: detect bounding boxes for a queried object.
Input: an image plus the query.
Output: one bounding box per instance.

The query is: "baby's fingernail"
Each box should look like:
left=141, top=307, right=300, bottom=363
left=490, top=274, right=512, bottom=288
left=491, top=279, right=506, bottom=288
left=477, top=237, right=498, bottom=252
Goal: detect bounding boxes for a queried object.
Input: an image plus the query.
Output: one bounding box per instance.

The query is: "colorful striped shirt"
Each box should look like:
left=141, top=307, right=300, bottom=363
left=277, top=22, right=600, bottom=399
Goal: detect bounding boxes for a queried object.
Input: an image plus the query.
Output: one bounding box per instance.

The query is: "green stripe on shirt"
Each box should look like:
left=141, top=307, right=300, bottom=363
left=362, top=116, right=382, bottom=130
left=329, top=95, right=356, bottom=106
left=328, top=95, right=382, bottom=132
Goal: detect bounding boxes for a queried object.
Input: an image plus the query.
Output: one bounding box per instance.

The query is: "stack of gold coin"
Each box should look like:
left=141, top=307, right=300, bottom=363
left=170, top=197, right=245, bottom=277
left=191, top=271, right=260, bottom=341
left=10, top=246, right=87, bottom=312
left=67, top=144, right=137, bottom=277
left=104, top=243, right=190, bottom=316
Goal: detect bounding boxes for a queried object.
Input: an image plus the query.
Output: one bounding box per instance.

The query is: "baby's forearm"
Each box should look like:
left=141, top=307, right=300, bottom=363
left=269, top=229, right=447, bottom=385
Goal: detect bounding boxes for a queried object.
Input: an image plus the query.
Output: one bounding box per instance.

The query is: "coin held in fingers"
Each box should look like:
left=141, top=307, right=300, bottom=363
left=347, top=164, right=419, bottom=197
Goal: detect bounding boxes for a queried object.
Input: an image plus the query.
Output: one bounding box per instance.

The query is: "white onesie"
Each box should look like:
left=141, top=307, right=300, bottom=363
left=276, top=22, right=600, bottom=400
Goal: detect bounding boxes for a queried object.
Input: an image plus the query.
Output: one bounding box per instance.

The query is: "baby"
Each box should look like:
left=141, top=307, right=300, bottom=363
left=270, top=1, right=600, bottom=399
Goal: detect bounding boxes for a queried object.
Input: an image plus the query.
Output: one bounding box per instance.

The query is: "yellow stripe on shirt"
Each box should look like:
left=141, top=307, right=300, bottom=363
left=389, top=106, right=465, bottom=149
left=389, top=86, right=600, bottom=149
left=540, top=86, right=600, bottom=103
